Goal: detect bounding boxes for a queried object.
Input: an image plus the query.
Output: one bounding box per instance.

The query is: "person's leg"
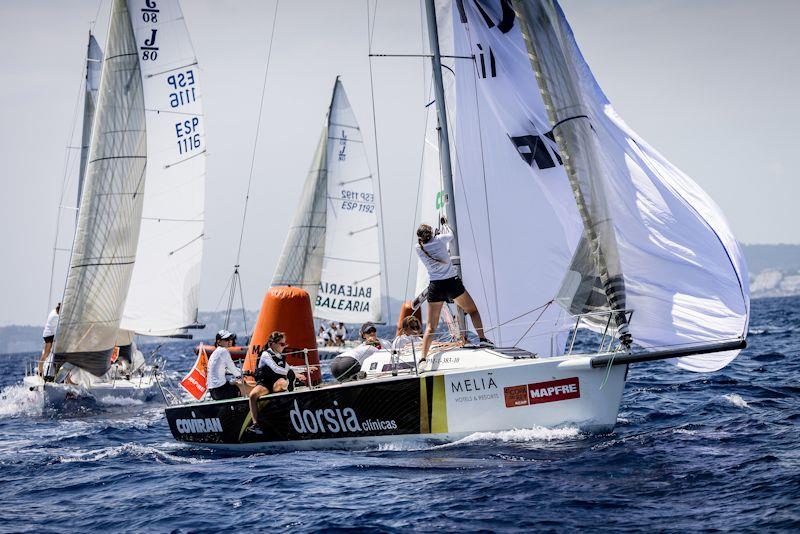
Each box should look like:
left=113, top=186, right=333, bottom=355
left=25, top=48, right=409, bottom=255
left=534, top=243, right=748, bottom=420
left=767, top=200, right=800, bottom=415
left=38, top=341, right=52, bottom=375
left=271, top=378, right=289, bottom=393
left=248, top=385, right=268, bottom=423
left=454, top=290, right=486, bottom=341
left=422, top=301, right=444, bottom=360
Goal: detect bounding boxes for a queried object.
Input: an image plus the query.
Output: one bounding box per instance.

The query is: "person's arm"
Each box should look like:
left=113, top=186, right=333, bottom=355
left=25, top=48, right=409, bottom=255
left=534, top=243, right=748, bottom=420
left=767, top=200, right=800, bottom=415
left=224, top=353, right=242, bottom=379
left=261, top=352, right=289, bottom=376
left=437, top=224, right=454, bottom=244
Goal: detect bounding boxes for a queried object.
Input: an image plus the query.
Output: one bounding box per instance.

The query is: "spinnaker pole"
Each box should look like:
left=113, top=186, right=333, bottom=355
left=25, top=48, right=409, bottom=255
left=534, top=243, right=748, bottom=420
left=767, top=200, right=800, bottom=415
left=423, top=0, right=467, bottom=334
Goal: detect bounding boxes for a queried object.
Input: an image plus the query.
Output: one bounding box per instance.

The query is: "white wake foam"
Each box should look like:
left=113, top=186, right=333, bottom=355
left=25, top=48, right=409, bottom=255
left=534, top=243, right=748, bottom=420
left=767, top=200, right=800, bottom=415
left=443, top=426, right=583, bottom=447
left=723, top=393, right=750, bottom=409
left=0, top=384, right=43, bottom=418
left=97, top=396, right=145, bottom=407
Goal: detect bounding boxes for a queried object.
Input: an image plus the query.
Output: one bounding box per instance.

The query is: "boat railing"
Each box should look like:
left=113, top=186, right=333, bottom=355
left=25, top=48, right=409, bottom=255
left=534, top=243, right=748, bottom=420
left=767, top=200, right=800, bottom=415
left=567, top=309, right=635, bottom=356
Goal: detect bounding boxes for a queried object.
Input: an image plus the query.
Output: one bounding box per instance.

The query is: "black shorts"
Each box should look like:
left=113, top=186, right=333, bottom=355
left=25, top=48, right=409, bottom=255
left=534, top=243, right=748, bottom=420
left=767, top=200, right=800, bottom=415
left=43, top=335, right=54, bottom=343
left=254, top=366, right=294, bottom=391
left=427, top=276, right=466, bottom=303
left=209, top=382, right=240, bottom=401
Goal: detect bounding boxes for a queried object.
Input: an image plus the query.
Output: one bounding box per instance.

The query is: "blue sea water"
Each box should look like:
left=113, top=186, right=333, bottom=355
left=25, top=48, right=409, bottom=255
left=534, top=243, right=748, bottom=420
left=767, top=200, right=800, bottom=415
left=0, top=297, right=798, bottom=532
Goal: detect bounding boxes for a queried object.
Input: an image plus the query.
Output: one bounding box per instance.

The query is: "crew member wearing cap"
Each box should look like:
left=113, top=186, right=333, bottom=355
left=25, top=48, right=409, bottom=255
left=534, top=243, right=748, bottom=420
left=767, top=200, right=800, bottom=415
left=330, top=322, right=389, bottom=382
left=206, top=330, right=247, bottom=401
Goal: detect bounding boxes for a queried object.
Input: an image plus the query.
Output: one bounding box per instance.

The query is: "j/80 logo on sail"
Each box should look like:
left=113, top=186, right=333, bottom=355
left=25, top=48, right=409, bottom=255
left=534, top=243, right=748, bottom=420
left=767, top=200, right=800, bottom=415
left=289, top=400, right=398, bottom=435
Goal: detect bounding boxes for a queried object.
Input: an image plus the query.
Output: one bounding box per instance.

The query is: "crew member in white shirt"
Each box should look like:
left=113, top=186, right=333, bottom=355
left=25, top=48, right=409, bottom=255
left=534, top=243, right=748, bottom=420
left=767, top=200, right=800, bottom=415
left=330, top=322, right=390, bottom=382
left=206, top=330, right=246, bottom=401
left=416, top=221, right=492, bottom=361
left=38, top=302, right=60, bottom=377
left=335, top=322, right=347, bottom=346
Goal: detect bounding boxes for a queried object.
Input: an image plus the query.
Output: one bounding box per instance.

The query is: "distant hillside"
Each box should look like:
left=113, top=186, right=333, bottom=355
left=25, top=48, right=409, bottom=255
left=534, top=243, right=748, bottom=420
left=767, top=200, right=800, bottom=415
left=741, top=244, right=800, bottom=298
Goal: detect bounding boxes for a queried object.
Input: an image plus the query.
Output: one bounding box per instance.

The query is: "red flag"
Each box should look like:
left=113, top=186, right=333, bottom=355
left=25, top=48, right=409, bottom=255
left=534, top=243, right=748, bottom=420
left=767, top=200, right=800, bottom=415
left=180, top=345, right=209, bottom=400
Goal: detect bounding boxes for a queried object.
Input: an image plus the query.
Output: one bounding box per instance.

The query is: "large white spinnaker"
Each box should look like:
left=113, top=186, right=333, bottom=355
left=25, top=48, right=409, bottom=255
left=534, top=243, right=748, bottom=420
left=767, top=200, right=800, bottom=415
left=446, top=0, right=749, bottom=370
left=273, top=79, right=383, bottom=324
left=120, top=0, right=206, bottom=336
left=54, top=0, right=146, bottom=377
left=76, top=34, right=103, bottom=211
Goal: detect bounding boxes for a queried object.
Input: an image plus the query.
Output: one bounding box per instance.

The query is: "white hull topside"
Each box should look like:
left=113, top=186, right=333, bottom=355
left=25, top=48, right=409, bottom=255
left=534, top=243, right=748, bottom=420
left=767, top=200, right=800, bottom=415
left=23, top=375, right=163, bottom=408
left=165, top=347, right=629, bottom=450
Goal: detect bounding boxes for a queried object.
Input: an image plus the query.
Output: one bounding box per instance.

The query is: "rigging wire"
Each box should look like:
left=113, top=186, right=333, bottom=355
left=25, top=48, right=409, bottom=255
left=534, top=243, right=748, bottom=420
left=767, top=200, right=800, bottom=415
left=233, top=0, right=280, bottom=266
left=365, top=0, right=392, bottom=324
left=221, top=0, right=281, bottom=335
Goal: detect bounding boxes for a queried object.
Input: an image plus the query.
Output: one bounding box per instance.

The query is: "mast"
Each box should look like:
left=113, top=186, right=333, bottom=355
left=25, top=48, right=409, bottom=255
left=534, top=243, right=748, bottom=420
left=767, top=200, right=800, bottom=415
left=423, top=0, right=467, bottom=333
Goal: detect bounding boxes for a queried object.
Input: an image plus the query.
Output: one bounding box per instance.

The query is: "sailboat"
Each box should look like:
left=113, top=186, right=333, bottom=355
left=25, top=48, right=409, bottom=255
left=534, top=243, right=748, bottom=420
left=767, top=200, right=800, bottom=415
left=163, top=0, right=748, bottom=450
left=25, top=0, right=206, bottom=407
left=271, top=77, right=386, bottom=353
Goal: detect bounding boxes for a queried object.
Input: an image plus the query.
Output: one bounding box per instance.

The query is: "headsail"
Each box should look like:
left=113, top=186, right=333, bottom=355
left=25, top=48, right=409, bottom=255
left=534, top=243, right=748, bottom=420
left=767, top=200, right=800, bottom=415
left=76, top=34, right=103, bottom=213
left=54, top=0, right=146, bottom=376
left=120, top=0, right=207, bottom=336
left=273, top=78, right=383, bottom=324
left=444, top=0, right=749, bottom=370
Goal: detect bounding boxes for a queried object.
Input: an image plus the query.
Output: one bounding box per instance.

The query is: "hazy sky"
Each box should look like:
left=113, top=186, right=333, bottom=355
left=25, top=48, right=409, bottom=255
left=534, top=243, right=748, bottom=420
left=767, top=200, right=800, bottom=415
left=1, top=0, right=798, bottom=327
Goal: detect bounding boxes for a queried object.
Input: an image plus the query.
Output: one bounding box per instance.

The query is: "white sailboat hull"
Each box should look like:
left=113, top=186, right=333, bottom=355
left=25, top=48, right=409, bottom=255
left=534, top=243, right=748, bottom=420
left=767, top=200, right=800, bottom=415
left=23, top=374, right=163, bottom=410
left=164, top=348, right=627, bottom=451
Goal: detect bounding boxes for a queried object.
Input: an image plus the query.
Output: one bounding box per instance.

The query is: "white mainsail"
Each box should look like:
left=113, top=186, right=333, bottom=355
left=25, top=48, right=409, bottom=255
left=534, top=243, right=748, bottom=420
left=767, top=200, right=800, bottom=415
left=442, top=0, right=749, bottom=370
left=54, top=0, right=147, bottom=376
left=76, top=34, right=103, bottom=211
left=120, top=0, right=206, bottom=336
left=273, top=78, right=383, bottom=324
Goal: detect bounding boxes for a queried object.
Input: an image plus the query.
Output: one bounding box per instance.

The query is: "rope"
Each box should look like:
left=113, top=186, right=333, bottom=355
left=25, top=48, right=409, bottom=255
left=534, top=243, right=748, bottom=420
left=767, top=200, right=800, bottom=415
left=366, top=0, right=392, bottom=323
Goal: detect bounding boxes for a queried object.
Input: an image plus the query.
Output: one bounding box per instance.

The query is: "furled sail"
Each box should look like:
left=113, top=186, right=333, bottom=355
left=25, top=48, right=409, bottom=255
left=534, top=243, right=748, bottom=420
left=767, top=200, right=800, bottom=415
left=272, top=79, right=383, bottom=324
left=120, top=0, right=207, bottom=336
left=76, top=34, right=103, bottom=212
left=445, top=0, right=749, bottom=371
left=54, top=0, right=146, bottom=376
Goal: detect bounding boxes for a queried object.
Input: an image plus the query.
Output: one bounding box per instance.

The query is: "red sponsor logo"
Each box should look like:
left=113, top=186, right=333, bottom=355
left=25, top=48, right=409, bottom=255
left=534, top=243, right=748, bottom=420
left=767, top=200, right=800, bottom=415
left=528, top=377, right=580, bottom=404
left=503, top=385, right=529, bottom=407
left=503, top=377, right=581, bottom=408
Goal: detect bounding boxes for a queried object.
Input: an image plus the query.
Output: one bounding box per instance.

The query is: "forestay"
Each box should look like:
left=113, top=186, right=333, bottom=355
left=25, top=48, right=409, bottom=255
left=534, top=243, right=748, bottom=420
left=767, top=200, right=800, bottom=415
left=445, top=0, right=749, bottom=371
left=121, top=0, right=206, bottom=336
left=55, top=0, right=146, bottom=376
left=273, top=79, right=383, bottom=324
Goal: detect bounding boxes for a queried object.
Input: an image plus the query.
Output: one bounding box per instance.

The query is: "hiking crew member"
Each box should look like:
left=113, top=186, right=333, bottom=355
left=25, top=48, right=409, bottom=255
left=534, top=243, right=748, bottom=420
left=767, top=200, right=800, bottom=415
left=416, top=222, right=492, bottom=361
left=206, top=330, right=246, bottom=401
left=248, top=331, right=309, bottom=429
left=392, top=315, right=422, bottom=352
left=38, top=302, right=60, bottom=377
left=330, top=322, right=389, bottom=382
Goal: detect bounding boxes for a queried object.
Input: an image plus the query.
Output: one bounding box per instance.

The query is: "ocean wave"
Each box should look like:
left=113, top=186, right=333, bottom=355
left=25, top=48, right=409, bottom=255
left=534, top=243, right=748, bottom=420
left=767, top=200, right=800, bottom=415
left=56, top=442, right=208, bottom=465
